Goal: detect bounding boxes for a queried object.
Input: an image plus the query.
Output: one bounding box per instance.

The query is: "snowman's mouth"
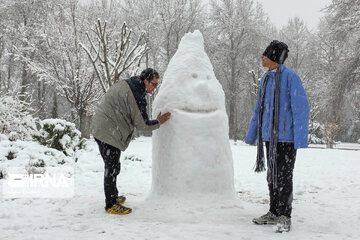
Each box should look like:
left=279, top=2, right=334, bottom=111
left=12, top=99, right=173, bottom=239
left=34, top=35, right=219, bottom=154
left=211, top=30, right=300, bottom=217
left=179, top=107, right=218, bottom=114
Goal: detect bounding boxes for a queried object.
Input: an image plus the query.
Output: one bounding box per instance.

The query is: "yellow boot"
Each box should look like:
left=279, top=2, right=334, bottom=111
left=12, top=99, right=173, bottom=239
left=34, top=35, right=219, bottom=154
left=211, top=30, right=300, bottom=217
left=105, top=203, right=132, bottom=215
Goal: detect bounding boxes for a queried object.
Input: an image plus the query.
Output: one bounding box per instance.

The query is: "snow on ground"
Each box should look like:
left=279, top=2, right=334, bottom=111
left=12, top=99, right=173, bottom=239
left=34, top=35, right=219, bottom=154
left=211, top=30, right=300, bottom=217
left=1, top=137, right=359, bottom=240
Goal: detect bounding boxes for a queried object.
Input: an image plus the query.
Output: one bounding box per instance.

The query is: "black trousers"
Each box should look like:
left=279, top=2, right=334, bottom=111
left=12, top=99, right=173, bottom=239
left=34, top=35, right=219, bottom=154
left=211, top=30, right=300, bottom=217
left=95, top=138, right=121, bottom=209
left=265, top=142, right=297, bottom=217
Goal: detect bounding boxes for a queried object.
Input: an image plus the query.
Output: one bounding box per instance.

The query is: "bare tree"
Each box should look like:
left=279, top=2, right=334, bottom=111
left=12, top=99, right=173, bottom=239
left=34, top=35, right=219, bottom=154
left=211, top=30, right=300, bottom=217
left=80, top=19, right=148, bottom=93
left=279, top=17, right=313, bottom=80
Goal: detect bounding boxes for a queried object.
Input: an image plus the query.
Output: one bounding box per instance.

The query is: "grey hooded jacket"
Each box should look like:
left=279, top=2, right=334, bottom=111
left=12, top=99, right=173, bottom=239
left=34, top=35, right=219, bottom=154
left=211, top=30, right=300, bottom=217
left=92, top=77, right=160, bottom=151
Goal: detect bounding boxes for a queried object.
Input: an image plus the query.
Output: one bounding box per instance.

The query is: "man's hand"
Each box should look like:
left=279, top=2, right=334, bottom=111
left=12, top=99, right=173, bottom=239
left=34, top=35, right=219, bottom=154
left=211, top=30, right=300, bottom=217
left=157, top=112, right=171, bottom=124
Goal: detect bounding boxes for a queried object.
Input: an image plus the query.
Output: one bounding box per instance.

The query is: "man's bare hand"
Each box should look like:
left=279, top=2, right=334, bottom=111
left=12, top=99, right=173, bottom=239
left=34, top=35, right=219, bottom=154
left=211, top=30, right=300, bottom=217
left=157, top=112, right=171, bottom=124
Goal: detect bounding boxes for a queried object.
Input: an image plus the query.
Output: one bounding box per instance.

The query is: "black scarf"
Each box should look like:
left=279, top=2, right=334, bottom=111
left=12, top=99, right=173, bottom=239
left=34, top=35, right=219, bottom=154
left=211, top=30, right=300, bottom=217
left=255, top=67, right=281, bottom=189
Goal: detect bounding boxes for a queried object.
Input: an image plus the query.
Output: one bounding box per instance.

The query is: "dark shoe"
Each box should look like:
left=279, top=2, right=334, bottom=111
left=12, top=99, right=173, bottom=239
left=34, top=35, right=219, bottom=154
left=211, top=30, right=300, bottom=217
left=105, top=203, right=132, bottom=215
left=275, top=215, right=291, bottom=232
left=116, top=195, right=126, bottom=205
left=252, top=212, right=278, bottom=225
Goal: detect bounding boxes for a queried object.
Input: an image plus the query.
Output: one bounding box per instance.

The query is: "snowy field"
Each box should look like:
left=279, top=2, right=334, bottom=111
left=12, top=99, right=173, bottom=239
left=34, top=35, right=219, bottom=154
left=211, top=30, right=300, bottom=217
left=1, top=137, right=359, bottom=240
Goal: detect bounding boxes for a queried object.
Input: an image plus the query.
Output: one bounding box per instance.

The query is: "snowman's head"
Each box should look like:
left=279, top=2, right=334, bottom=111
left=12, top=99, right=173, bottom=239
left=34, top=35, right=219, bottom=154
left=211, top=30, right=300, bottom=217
left=153, top=30, right=226, bottom=115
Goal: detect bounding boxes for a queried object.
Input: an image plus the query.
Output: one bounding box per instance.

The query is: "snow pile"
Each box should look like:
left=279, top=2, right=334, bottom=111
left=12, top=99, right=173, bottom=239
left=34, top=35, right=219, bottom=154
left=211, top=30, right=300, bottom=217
left=33, top=119, right=86, bottom=157
left=0, top=95, right=39, bottom=141
left=149, top=30, right=235, bottom=203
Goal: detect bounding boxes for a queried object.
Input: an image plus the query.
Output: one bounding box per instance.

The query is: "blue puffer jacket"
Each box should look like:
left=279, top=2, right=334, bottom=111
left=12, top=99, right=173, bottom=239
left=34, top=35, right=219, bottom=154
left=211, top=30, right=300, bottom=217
left=245, top=65, right=310, bottom=149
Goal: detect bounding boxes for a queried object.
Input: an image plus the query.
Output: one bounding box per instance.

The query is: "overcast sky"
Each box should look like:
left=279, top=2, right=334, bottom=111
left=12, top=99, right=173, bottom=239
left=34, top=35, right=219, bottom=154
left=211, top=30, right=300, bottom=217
left=254, top=0, right=332, bottom=30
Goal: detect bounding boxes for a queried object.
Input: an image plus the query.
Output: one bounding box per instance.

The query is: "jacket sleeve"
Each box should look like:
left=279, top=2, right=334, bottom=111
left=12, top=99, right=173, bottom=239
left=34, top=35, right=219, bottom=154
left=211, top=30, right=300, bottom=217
left=289, top=72, right=310, bottom=149
left=245, top=78, right=263, bottom=145
left=127, top=90, right=160, bottom=132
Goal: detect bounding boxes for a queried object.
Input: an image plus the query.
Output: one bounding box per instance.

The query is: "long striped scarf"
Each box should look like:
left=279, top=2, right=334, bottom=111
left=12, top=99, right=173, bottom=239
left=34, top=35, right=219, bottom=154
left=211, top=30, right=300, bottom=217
left=255, top=67, right=281, bottom=189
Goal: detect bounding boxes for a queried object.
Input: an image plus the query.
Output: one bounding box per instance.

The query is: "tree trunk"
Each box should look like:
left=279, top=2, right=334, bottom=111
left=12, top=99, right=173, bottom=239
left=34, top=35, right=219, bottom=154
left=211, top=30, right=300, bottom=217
left=38, top=79, right=46, bottom=119
left=51, top=92, right=59, bottom=118
left=79, top=109, right=90, bottom=139
left=19, top=63, right=29, bottom=102
left=0, top=36, right=3, bottom=92
left=228, top=54, right=237, bottom=139
left=228, top=93, right=236, bottom=139
left=6, top=53, right=13, bottom=92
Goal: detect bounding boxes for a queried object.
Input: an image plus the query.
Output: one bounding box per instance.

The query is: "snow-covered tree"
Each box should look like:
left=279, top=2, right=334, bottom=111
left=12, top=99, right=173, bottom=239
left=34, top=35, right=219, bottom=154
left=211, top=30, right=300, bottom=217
left=318, top=0, right=360, bottom=143
left=25, top=1, right=103, bottom=138
left=7, top=1, right=53, bottom=105
left=0, top=94, right=38, bottom=141
left=308, top=105, right=325, bottom=144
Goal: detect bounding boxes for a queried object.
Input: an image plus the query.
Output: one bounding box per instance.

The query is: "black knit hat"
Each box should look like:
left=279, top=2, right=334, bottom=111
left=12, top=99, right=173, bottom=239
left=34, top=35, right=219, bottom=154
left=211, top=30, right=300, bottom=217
left=263, top=40, right=289, bottom=64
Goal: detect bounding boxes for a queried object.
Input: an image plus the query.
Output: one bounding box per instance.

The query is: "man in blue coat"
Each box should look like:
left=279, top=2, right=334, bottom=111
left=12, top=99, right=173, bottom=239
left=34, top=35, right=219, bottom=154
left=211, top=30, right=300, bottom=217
left=245, top=40, right=309, bottom=232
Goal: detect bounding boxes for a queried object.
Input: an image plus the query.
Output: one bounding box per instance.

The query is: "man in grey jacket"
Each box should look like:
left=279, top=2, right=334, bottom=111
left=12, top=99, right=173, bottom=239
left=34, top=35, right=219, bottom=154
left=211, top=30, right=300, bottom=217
left=92, top=68, right=171, bottom=214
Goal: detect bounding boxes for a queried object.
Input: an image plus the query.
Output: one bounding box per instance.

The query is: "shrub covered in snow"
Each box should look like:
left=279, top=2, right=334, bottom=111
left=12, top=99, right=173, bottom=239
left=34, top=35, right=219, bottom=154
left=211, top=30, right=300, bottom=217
left=0, top=95, right=39, bottom=141
left=309, top=121, right=325, bottom=144
left=0, top=139, right=74, bottom=179
left=32, top=119, right=86, bottom=156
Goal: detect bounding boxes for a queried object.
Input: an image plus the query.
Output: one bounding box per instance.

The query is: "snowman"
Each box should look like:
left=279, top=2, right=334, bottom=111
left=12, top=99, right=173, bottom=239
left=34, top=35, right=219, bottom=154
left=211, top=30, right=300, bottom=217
left=148, top=30, right=236, bottom=204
